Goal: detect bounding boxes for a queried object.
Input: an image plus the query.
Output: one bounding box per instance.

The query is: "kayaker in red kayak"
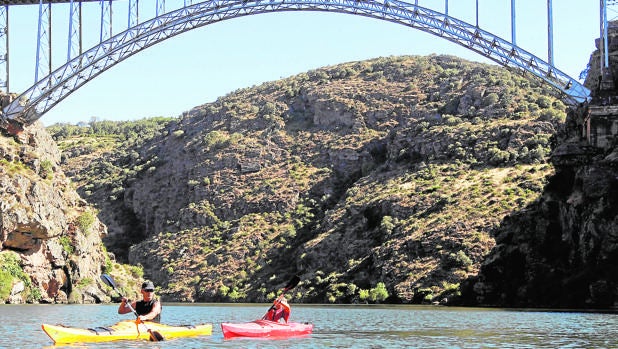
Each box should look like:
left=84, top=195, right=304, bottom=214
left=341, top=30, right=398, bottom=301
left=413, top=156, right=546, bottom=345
left=264, top=296, right=290, bottom=323
left=118, top=281, right=162, bottom=323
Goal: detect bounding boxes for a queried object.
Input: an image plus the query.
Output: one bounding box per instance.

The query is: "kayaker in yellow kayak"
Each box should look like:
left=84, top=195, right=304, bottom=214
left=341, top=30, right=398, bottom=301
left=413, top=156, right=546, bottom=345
left=264, top=296, right=290, bottom=323
left=118, top=281, right=162, bottom=322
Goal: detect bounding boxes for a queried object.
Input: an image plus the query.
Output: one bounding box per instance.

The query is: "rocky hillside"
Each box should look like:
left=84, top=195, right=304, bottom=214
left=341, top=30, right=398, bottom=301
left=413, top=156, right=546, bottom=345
left=0, top=121, right=112, bottom=304
left=50, top=55, right=581, bottom=305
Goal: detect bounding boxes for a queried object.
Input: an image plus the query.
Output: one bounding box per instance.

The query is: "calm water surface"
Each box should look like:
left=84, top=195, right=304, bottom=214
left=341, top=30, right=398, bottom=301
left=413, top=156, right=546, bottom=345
left=0, top=303, right=616, bottom=348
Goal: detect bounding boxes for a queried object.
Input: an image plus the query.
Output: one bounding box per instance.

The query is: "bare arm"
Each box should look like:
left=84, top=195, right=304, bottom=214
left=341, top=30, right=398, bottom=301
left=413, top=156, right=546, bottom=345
left=117, top=297, right=137, bottom=315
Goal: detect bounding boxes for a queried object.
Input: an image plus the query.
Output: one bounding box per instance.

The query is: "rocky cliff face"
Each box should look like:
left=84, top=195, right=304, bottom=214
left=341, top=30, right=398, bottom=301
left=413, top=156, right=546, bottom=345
left=461, top=28, right=618, bottom=309
left=462, top=111, right=618, bottom=308
left=0, top=121, right=110, bottom=304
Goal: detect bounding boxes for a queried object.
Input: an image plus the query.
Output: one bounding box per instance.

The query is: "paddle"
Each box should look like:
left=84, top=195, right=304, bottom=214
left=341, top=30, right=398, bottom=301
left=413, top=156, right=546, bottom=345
left=262, top=275, right=300, bottom=320
left=100, top=274, right=164, bottom=342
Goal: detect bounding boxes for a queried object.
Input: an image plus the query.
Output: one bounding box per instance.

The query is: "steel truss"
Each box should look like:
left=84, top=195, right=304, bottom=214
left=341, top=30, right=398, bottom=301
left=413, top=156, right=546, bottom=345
left=34, top=0, right=51, bottom=83
left=99, top=0, right=112, bottom=42
left=2, top=0, right=591, bottom=124
left=67, top=0, right=82, bottom=61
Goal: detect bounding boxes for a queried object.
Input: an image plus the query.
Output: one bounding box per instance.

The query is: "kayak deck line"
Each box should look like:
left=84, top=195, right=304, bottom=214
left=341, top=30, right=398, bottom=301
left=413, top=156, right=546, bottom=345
left=87, top=326, right=115, bottom=334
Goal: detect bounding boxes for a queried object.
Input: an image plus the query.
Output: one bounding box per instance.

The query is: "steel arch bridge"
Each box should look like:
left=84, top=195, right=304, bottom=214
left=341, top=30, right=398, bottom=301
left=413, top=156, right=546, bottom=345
left=0, top=0, right=594, bottom=126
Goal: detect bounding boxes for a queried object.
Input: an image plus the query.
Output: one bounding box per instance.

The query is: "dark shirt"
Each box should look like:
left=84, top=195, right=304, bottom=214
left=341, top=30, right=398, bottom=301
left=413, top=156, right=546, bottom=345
left=135, top=299, right=161, bottom=322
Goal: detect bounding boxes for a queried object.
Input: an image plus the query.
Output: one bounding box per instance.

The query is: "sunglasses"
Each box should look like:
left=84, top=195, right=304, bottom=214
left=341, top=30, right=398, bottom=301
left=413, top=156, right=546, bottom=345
left=143, top=289, right=154, bottom=292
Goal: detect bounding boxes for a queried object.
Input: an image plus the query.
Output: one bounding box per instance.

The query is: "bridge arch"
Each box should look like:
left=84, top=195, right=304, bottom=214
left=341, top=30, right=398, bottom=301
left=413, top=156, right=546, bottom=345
left=3, top=0, right=590, bottom=124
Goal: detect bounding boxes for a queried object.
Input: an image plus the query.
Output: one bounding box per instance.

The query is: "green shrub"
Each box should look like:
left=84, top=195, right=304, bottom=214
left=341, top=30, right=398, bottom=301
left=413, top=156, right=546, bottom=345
left=203, top=131, right=230, bottom=151
left=539, top=108, right=566, bottom=123
left=219, top=285, right=230, bottom=297
left=380, top=216, right=396, bottom=235
left=228, top=288, right=245, bottom=301
left=346, top=283, right=358, bottom=296
left=0, top=159, right=30, bottom=175
left=441, top=281, right=461, bottom=297
left=536, top=96, right=552, bottom=108
left=27, top=286, right=42, bottom=303
left=369, top=282, right=389, bottom=302
left=359, top=289, right=370, bottom=301
left=77, top=278, right=93, bottom=289
left=0, top=252, right=38, bottom=302
left=40, top=160, right=53, bottom=179
left=488, top=147, right=510, bottom=164
left=59, top=236, right=74, bottom=254
left=528, top=145, right=546, bottom=163
left=103, top=254, right=113, bottom=274
left=481, top=93, right=499, bottom=107
left=77, top=211, right=96, bottom=235
left=414, top=287, right=434, bottom=302
left=444, top=115, right=463, bottom=125
left=450, top=250, right=473, bottom=268
left=127, top=264, right=144, bottom=278
left=0, top=270, right=13, bottom=301
left=187, top=179, right=200, bottom=187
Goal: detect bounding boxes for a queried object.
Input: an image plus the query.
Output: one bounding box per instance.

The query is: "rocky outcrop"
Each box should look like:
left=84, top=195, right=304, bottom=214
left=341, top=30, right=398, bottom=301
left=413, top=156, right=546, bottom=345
left=0, top=120, right=109, bottom=304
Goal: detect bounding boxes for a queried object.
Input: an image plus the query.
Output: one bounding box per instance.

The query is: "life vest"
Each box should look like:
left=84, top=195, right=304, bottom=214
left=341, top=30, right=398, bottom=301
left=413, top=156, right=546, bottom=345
left=266, top=302, right=290, bottom=322
left=135, top=299, right=161, bottom=322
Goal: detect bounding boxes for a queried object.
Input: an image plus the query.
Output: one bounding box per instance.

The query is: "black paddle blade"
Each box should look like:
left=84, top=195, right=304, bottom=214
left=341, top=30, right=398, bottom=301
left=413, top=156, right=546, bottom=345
left=100, top=274, right=116, bottom=289
left=283, top=275, right=301, bottom=291
left=148, top=329, right=165, bottom=341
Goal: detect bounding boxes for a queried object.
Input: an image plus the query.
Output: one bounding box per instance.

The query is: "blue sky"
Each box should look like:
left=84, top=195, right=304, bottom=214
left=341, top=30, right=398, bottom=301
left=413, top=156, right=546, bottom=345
left=6, top=0, right=606, bottom=125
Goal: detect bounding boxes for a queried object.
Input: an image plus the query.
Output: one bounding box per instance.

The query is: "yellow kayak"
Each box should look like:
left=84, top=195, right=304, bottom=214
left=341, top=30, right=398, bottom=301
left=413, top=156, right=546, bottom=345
left=42, top=319, right=212, bottom=344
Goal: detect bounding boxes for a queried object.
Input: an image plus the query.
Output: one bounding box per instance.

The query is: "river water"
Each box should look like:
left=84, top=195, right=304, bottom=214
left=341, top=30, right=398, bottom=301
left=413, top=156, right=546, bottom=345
left=0, top=303, right=616, bottom=348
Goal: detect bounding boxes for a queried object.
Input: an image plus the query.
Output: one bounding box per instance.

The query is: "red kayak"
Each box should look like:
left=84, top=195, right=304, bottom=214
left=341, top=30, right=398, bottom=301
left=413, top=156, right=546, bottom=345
left=221, top=319, right=313, bottom=339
